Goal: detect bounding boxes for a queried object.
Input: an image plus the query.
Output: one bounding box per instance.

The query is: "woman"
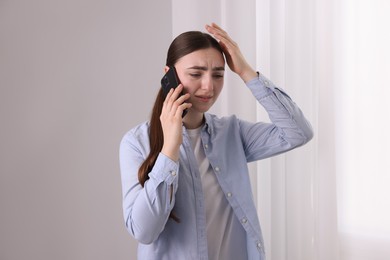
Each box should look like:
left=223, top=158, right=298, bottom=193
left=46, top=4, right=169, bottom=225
left=119, top=23, right=313, bottom=260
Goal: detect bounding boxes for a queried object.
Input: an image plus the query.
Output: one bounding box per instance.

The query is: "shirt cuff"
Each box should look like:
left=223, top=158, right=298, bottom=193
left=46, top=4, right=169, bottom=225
left=148, top=152, right=179, bottom=185
left=246, top=72, right=275, bottom=99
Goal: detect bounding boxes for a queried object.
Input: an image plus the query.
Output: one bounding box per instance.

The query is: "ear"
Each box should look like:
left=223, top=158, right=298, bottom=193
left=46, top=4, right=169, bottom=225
left=164, top=66, right=170, bottom=73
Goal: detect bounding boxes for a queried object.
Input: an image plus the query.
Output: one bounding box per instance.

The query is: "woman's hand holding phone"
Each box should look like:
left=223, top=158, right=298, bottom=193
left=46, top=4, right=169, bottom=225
left=160, top=85, right=192, bottom=162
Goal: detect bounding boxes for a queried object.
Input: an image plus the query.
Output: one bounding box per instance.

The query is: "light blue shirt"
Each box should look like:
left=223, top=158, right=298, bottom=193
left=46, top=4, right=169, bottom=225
left=119, top=74, right=313, bottom=260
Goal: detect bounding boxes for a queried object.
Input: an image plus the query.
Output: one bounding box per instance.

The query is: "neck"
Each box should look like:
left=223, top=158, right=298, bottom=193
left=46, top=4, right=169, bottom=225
left=183, top=110, right=205, bottom=129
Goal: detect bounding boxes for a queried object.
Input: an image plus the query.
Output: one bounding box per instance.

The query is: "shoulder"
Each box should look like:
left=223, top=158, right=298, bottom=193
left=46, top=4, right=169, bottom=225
left=206, top=113, right=238, bottom=123
left=120, top=121, right=150, bottom=153
left=123, top=121, right=150, bottom=138
left=204, top=113, right=240, bottom=132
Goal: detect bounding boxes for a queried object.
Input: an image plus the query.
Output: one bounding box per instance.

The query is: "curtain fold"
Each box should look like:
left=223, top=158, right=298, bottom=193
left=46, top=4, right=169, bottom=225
left=257, top=0, right=339, bottom=259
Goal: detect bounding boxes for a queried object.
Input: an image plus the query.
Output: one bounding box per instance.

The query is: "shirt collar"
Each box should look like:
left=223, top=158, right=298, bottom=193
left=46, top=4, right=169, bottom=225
left=203, top=113, right=214, bottom=135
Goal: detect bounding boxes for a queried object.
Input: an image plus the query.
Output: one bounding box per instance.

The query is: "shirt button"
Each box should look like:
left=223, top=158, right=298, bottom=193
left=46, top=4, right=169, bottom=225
left=227, top=192, right=232, bottom=197
left=241, top=218, right=247, bottom=224
left=215, top=167, right=220, bottom=172
left=257, top=242, right=262, bottom=249
left=171, top=171, right=176, bottom=176
left=264, top=80, right=269, bottom=86
left=204, top=144, right=208, bottom=149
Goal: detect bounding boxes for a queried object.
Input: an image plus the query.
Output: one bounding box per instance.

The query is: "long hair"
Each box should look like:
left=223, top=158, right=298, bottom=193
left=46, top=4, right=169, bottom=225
left=138, top=31, right=223, bottom=222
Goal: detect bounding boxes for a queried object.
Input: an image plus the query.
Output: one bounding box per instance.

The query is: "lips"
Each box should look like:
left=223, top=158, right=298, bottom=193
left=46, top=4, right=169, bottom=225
left=196, top=95, right=213, bottom=102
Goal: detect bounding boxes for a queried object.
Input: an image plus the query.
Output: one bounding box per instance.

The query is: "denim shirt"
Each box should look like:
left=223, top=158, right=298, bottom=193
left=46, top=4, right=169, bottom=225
left=119, top=74, right=313, bottom=260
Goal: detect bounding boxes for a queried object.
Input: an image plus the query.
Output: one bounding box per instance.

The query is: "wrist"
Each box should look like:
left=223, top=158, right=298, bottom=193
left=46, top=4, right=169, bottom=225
left=239, top=67, right=258, bottom=83
left=161, top=147, right=180, bottom=162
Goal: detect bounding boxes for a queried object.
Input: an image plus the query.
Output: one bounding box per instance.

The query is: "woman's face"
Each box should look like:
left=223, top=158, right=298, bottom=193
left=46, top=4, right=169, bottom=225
left=173, top=48, right=225, bottom=115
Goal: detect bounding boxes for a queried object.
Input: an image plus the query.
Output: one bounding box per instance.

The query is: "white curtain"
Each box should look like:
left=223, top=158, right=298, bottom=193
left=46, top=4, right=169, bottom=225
left=335, top=0, right=390, bottom=259
left=171, top=0, right=390, bottom=259
left=255, top=0, right=337, bottom=259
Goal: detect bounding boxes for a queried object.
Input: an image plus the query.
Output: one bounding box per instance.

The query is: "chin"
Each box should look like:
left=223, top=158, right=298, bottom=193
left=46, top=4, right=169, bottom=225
left=196, top=105, right=213, bottom=113
left=188, top=107, right=209, bottom=115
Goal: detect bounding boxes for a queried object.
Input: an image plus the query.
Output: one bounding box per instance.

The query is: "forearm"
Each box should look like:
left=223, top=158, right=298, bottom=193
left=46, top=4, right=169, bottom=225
left=126, top=173, right=176, bottom=244
left=239, top=66, right=258, bottom=83
left=247, top=73, right=313, bottom=146
left=120, top=136, right=179, bottom=244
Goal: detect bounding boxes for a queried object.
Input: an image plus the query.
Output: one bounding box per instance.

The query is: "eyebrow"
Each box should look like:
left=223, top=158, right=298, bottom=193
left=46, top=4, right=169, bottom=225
left=187, top=66, right=225, bottom=71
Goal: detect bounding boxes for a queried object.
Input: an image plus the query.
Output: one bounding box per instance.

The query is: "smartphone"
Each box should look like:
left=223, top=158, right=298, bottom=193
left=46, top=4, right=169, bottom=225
left=161, top=66, right=187, bottom=117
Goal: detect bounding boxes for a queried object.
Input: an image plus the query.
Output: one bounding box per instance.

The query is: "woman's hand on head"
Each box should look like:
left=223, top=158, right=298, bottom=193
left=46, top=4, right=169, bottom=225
left=205, top=23, right=257, bottom=83
left=160, top=85, right=192, bottom=161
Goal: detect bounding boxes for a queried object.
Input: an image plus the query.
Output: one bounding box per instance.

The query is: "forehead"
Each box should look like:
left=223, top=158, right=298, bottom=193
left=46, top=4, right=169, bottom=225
left=175, top=48, right=225, bottom=68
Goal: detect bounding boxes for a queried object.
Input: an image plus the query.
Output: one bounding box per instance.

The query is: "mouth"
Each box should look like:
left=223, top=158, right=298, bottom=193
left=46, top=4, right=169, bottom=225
left=196, top=95, right=213, bottom=102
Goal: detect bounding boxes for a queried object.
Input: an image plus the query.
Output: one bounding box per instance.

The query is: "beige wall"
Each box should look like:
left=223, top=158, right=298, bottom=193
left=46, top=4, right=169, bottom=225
left=0, top=1, right=171, bottom=259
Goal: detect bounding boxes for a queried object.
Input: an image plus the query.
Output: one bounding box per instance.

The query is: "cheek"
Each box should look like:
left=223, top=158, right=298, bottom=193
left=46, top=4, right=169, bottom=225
left=214, top=81, right=224, bottom=94
left=181, top=80, right=197, bottom=94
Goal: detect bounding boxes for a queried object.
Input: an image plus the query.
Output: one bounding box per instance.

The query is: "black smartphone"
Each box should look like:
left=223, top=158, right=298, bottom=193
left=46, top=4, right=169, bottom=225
left=161, top=66, right=187, bottom=117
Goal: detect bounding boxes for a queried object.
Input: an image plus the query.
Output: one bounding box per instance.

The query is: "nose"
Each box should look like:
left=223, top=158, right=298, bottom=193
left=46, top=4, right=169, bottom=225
left=201, top=75, right=214, bottom=91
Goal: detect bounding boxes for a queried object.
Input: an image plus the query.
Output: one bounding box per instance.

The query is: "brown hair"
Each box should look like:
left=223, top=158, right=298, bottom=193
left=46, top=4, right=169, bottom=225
left=138, top=31, right=224, bottom=222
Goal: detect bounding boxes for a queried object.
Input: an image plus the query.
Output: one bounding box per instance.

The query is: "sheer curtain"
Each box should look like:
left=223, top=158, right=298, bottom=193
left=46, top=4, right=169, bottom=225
left=335, top=0, right=390, bottom=259
left=172, top=0, right=390, bottom=259
left=255, top=0, right=337, bottom=259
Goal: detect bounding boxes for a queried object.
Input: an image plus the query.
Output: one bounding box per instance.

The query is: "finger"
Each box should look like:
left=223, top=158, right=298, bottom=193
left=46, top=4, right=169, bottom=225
left=175, top=92, right=191, bottom=104
left=162, top=88, right=175, bottom=114
left=205, top=24, right=223, bottom=39
left=164, top=87, right=175, bottom=104
left=164, top=86, right=187, bottom=117
left=164, top=85, right=183, bottom=113
left=205, top=26, right=237, bottom=53
left=206, top=23, right=231, bottom=41
left=213, top=31, right=237, bottom=48
left=205, top=24, right=221, bottom=37
left=169, top=93, right=190, bottom=117
left=211, top=23, right=231, bottom=40
left=211, top=22, right=223, bottom=31
left=206, top=23, right=225, bottom=34
left=168, top=84, right=184, bottom=103
left=161, top=84, right=182, bottom=115
left=175, top=102, right=192, bottom=118
left=214, top=36, right=236, bottom=60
